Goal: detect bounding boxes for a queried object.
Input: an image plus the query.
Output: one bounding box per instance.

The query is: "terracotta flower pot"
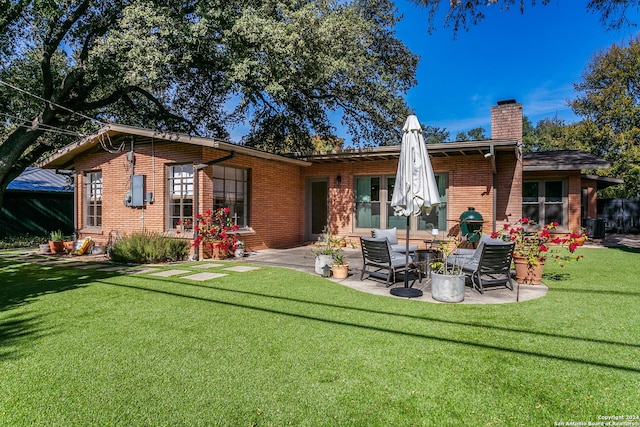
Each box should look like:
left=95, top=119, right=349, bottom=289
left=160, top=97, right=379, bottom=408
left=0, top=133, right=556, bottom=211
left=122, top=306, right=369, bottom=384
left=331, top=264, right=349, bottom=279
left=49, top=240, right=64, bottom=254
left=513, top=255, right=545, bottom=285
left=63, top=241, right=75, bottom=253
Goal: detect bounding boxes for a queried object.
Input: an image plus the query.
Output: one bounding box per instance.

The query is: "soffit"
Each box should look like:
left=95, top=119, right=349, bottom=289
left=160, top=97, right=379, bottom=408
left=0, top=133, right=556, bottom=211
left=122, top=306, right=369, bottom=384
left=38, top=124, right=311, bottom=170
left=292, top=139, right=520, bottom=163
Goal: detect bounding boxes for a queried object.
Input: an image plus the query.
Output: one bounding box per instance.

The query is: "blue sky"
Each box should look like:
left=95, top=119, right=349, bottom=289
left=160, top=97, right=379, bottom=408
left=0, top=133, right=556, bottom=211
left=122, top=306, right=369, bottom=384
left=393, top=0, right=639, bottom=139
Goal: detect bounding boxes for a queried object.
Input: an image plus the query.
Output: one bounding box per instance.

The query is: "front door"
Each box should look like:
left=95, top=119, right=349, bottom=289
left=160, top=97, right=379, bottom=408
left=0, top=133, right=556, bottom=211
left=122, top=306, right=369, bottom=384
left=306, top=178, right=329, bottom=242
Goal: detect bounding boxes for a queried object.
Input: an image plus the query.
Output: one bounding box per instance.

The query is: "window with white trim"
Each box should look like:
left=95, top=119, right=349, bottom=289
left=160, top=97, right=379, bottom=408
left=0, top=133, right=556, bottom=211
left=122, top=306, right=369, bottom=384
left=355, top=173, right=447, bottom=231
left=213, top=165, right=249, bottom=228
left=522, top=180, right=567, bottom=228
left=167, top=164, right=193, bottom=229
left=85, top=171, right=102, bottom=227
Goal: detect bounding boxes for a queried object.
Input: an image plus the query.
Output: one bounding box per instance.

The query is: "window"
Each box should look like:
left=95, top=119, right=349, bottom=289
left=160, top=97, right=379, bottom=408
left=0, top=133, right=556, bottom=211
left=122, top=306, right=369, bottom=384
left=355, top=173, right=447, bottom=231
left=522, top=180, right=567, bottom=228
left=168, top=165, right=193, bottom=229
left=213, top=165, right=248, bottom=228
left=85, top=171, right=102, bottom=227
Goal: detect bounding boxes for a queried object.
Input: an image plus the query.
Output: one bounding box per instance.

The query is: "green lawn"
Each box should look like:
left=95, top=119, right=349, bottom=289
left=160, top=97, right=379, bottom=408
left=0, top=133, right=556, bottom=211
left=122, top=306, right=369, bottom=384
left=1, top=248, right=639, bottom=426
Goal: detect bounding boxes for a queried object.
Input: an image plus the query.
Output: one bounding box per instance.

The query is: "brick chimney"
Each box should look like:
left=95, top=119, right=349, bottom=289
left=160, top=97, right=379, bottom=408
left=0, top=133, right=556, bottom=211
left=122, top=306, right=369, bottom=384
left=491, top=99, right=523, bottom=141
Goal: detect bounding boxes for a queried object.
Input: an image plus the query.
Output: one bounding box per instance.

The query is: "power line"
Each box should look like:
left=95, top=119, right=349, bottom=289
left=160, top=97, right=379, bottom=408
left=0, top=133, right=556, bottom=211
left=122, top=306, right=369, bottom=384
left=0, top=79, right=106, bottom=126
left=0, top=112, right=88, bottom=138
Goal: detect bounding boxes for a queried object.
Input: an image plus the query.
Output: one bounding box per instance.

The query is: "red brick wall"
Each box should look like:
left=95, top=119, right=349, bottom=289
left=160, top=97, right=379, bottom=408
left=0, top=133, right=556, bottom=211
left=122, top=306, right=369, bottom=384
left=301, top=152, right=520, bottom=246
left=73, top=141, right=302, bottom=250
left=491, top=102, right=523, bottom=141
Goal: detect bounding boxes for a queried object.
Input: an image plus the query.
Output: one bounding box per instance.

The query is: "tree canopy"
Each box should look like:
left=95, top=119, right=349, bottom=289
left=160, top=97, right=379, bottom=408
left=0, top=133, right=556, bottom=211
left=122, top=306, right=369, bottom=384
left=413, top=0, right=640, bottom=35
left=570, top=35, right=640, bottom=198
left=0, top=0, right=417, bottom=209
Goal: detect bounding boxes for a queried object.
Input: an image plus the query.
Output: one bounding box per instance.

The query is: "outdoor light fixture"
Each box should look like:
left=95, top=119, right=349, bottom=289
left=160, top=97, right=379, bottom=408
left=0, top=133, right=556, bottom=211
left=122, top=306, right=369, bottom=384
left=484, top=152, right=493, bottom=158
left=335, top=175, right=342, bottom=186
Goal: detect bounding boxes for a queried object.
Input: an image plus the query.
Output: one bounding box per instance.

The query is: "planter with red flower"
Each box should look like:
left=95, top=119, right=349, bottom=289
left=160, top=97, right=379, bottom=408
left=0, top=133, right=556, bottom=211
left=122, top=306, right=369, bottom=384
left=492, top=218, right=583, bottom=285
left=190, top=207, right=240, bottom=260
left=569, top=227, right=589, bottom=247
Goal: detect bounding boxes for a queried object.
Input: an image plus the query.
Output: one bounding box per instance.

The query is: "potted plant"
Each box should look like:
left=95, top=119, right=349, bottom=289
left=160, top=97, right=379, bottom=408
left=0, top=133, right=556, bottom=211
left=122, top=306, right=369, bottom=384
left=429, top=236, right=466, bottom=302
left=569, top=227, right=589, bottom=247
left=492, top=218, right=583, bottom=284
left=48, top=230, right=65, bottom=254
left=233, top=239, right=245, bottom=258
left=312, top=227, right=335, bottom=275
left=63, top=235, right=75, bottom=253
left=190, top=207, right=240, bottom=259
left=330, top=248, right=349, bottom=279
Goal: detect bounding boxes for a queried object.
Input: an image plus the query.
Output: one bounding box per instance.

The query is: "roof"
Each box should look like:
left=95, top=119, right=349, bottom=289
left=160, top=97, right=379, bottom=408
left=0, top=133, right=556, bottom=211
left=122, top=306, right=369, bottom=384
left=7, top=167, right=73, bottom=192
left=523, top=150, right=610, bottom=171
left=581, top=174, right=624, bottom=191
left=38, top=124, right=311, bottom=169
left=291, top=139, right=521, bottom=163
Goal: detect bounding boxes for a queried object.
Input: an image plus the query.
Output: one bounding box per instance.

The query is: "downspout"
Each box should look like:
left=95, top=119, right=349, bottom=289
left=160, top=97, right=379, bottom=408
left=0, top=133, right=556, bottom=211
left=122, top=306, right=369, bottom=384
left=192, top=151, right=236, bottom=260
left=490, top=144, right=497, bottom=231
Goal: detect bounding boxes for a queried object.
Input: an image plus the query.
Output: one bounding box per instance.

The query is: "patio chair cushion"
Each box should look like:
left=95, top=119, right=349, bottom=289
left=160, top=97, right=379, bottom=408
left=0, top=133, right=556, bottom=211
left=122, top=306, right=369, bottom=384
left=372, top=227, right=418, bottom=253
left=372, top=228, right=398, bottom=245
left=449, top=233, right=508, bottom=267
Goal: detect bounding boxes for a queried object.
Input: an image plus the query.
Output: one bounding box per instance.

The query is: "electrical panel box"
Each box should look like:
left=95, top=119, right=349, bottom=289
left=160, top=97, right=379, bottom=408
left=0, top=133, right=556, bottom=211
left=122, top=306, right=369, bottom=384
left=131, top=175, right=145, bottom=207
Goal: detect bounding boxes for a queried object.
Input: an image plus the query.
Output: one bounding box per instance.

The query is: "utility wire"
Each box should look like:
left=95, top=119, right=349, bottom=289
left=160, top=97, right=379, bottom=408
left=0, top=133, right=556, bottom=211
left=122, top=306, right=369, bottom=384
left=0, top=112, right=87, bottom=137
left=0, top=79, right=106, bottom=126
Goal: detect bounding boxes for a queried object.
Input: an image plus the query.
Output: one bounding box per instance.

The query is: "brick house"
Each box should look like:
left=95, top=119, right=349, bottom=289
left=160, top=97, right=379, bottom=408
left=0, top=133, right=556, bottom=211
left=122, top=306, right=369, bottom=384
left=38, top=100, right=614, bottom=253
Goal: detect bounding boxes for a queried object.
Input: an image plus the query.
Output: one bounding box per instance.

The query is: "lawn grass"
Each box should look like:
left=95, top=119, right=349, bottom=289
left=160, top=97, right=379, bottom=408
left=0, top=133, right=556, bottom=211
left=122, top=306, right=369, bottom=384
left=1, top=248, right=639, bottom=426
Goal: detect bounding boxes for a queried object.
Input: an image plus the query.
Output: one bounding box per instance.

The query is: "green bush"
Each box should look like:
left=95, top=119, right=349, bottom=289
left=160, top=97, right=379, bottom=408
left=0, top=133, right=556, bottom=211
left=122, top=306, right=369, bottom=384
left=0, top=234, right=48, bottom=250
left=109, top=232, right=190, bottom=263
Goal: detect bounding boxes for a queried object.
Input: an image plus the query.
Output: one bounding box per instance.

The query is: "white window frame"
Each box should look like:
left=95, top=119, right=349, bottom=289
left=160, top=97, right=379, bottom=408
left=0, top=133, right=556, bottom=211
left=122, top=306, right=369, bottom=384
left=354, top=173, right=448, bottom=232
left=167, top=164, right=194, bottom=230
left=84, top=170, right=102, bottom=228
left=213, top=165, right=249, bottom=228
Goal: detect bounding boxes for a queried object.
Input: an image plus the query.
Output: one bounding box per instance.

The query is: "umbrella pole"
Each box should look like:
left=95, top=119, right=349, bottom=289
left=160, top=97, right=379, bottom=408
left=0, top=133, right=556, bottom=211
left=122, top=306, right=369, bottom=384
left=390, top=216, right=423, bottom=298
left=404, top=216, right=410, bottom=288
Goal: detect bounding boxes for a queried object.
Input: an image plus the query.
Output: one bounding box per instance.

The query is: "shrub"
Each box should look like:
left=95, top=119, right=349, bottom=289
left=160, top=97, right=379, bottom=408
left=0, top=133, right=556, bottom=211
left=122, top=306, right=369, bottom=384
left=0, top=234, right=48, bottom=250
left=109, top=232, right=190, bottom=264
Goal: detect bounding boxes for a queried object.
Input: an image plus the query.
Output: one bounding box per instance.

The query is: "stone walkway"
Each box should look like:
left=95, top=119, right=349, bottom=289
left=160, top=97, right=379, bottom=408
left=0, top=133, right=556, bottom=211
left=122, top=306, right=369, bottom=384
left=3, top=232, right=636, bottom=305
left=0, top=252, right=261, bottom=283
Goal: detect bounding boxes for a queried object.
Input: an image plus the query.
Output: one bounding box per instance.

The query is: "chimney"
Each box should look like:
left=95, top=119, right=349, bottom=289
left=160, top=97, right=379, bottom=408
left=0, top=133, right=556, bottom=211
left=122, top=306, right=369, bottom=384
left=491, top=99, right=523, bottom=141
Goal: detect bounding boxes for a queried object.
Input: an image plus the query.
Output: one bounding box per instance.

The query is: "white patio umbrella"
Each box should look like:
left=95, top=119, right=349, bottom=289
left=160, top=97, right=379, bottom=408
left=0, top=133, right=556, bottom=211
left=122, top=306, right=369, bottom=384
left=389, top=114, right=441, bottom=297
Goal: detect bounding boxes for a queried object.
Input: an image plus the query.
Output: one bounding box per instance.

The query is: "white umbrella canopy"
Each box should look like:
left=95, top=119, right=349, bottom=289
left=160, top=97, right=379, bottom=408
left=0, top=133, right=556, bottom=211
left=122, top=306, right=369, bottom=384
left=389, top=114, right=441, bottom=297
left=391, top=114, right=441, bottom=217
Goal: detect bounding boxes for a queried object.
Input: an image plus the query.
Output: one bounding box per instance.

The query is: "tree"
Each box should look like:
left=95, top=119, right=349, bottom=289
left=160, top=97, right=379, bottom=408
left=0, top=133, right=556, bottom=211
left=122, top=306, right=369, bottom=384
left=570, top=35, right=640, bottom=198
left=422, top=125, right=449, bottom=144
left=0, top=0, right=417, bottom=212
left=455, top=127, right=486, bottom=141
left=521, top=115, right=569, bottom=152
left=413, top=0, right=640, bottom=35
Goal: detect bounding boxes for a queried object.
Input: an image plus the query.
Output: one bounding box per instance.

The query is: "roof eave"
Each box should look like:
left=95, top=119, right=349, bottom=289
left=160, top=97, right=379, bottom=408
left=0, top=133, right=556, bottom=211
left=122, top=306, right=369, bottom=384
left=38, top=124, right=311, bottom=169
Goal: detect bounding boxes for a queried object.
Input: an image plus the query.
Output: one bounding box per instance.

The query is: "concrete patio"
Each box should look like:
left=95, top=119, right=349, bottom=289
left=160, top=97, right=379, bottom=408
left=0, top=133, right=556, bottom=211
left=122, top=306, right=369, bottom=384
left=243, top=245, right=548, bottom=304
left=243, top=233, right=640, bottom=304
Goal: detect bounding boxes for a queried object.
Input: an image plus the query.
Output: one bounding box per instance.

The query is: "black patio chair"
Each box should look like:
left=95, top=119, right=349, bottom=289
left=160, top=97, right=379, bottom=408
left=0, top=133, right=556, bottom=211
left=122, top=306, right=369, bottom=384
left=360, top=237, right=415, bottom=287
left=462, top=241, right=515, bottom=294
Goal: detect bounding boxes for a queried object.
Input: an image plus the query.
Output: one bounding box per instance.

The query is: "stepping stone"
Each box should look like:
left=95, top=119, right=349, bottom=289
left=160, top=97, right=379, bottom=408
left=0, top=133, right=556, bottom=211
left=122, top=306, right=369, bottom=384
left=181, top=272, right=228, bottom=281
left=97, top=265, right=130, bottom=272
left=149, top=269, right=191, bottom=277
left=130, top=268, right=161, bottom=275
left=56, top=262, right=91, bottom=267
left=74, top=264, right=110, bottom=269
left=38, top=260, right=70, bottom=265
left=191, top=263, right=224, bottom=269
left=222, top=266, right=260, bottom=273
